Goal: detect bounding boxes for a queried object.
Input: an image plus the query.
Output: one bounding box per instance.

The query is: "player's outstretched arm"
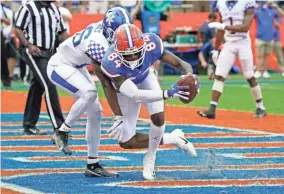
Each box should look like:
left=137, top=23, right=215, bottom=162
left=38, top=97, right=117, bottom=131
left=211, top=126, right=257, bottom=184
left=159, top=50, right=193, bottom=75
left=225, top=8, right=255, bottom=32
left=110, top=73, right=189, bottom=103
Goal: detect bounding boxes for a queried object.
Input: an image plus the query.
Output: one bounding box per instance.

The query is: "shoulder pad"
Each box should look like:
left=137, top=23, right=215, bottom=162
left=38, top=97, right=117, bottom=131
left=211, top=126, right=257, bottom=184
left=143, top=33, right=164, bottom=58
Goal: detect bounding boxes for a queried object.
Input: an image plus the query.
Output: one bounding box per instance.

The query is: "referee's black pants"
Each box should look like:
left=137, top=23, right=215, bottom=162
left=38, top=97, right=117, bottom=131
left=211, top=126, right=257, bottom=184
left=22, top=48, right=64, bottom=131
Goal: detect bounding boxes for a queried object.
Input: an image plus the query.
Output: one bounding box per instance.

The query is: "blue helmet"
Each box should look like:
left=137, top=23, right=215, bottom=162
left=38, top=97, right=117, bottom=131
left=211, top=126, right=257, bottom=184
left=102, top=7, right=133, bottom=44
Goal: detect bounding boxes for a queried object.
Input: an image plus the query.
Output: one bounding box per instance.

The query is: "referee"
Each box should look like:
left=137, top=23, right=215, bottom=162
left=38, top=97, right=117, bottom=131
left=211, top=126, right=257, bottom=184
left=14, top=0, right=68, bottom=135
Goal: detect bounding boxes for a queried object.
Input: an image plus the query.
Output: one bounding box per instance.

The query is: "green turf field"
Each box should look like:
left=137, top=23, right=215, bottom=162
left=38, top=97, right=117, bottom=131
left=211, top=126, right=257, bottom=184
left=2, top=74, right=284, bottom=114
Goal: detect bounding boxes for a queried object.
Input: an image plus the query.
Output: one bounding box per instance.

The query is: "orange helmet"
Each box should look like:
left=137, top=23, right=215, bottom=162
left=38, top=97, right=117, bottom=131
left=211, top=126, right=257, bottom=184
left=113, top=24, right=146, bottom=70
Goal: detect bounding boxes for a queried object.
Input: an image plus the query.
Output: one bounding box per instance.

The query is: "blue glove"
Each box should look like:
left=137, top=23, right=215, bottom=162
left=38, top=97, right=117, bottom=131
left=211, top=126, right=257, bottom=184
left=163, top=84, right=189, bottom=100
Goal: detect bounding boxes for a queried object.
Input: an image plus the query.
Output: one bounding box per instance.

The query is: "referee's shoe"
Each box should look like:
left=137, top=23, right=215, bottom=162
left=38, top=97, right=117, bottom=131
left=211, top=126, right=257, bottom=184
left=23, top=127, right=47, bottom=135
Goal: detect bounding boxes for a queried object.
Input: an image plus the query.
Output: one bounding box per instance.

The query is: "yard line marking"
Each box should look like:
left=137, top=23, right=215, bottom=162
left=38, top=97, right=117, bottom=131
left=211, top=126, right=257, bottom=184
left=8, top=155, right=128, bottom=162
left=1, top=132, right=272, bottom=141
left=105, top=178, right=284, bottom=188
left=189, top=124, right=284, bottom=136
left=1, top=142, right=284, bottom=152
left=0, top=181, right=46, bottom=194
left=219, top=152, right=284, bottom=159
left=2, top=164, right=284, bottom=179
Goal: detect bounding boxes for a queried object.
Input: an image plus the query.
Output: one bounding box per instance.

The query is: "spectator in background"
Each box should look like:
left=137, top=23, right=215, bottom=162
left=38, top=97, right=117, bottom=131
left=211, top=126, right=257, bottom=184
left=1, top=2, right=11, bottom=89
left=119, top=0, right=139, bottom=13
left=1, top=2, right=18, bottom=81
left=199, top=13, right=216, bottom=45
left=129, top=1, right=171, bottom=76
left=55, top=0, right=72, bottom=35
left=86, top=0, right=108, bottom=14
left=198, top=38, right=216, bottom=80
left=274, top=12, right=284, bottom=77
left=254, top=1, right=284, bottom=78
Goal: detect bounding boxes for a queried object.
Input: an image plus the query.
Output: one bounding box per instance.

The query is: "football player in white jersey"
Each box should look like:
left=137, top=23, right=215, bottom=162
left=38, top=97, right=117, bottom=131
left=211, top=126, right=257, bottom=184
left=47, top=7, right=133, bottom=177
left=198, top=0, right=266, bottom=119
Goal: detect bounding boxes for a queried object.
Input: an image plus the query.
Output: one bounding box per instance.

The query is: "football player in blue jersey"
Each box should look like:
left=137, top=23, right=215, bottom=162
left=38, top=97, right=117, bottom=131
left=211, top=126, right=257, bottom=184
left=100, top=24, right=199, bottom=180
left=47, top=7, right=133, bottom=177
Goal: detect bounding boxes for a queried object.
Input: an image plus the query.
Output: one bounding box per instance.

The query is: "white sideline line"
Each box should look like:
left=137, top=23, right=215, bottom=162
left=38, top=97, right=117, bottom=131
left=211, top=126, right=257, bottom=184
left=0, top=181, right=46, bottom=194
left=181, top=124, right=284, bottom=136
left=8, top=155, right=129, bottom=162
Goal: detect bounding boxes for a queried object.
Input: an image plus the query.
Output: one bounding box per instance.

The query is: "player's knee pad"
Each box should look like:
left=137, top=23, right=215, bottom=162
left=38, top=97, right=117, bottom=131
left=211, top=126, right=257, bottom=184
left=81, top=90, right=97, bottom=103
left=212, top=79, right=224, bottom=94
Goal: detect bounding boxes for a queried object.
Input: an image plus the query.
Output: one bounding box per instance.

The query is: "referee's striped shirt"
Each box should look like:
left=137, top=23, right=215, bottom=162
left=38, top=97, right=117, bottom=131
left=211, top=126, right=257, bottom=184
left=14, top=1, right=66, bottom=49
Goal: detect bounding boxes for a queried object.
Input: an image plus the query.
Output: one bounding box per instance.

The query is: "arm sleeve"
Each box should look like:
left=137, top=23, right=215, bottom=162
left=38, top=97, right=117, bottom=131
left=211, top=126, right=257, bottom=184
left=119, top=79, right=164, bottom=103
left=14, top=5, right=31, bottom=30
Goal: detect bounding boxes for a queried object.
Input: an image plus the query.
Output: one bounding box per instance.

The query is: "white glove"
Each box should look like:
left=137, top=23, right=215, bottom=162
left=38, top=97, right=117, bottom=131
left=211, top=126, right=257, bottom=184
left=208, top=22, right=226, bottom=30
left=107, top=115, right=124, bottom=141
left=211, top=50, right=219, bottom=66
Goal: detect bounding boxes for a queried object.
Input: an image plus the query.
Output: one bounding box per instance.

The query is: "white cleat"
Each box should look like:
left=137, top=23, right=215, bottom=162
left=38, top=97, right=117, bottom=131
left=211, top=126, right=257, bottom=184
left=254, top=71, right=262, bottom=79
left=262, top=71, right=270, bottom=79
left=171, top=129, right=197, bottom=157
left=281, top=72, right=284, bottom=77
left=143, top=150, right=156, bottom=180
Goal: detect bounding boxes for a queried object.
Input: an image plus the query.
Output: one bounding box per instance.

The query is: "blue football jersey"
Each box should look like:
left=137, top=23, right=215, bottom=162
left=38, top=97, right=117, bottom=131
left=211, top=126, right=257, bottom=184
left=101, top=33, right=164, bottom=84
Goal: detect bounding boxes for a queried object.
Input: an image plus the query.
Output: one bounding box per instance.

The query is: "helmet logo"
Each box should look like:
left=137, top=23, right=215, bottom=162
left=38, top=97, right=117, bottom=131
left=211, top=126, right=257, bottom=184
left=106, top=12, right=115, bottom=26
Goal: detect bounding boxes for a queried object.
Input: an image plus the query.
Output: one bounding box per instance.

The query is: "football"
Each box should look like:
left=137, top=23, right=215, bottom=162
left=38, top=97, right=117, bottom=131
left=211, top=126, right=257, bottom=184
left=177, top=74, right=199, bottom=104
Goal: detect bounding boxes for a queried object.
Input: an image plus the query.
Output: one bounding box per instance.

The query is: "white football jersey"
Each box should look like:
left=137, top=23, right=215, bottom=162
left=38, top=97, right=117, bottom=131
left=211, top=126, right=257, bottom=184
left=56, top=21, right=109, bottom=68
left=216, top=0, right=256, bottom=42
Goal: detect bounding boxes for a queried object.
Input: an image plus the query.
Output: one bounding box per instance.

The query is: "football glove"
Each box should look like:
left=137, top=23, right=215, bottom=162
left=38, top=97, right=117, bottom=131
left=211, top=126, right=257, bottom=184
left=208, top=22, right=226, bottom=30
left=108, top=116, right=124, bottom=141
left=163, top=84, right=189, bottom=100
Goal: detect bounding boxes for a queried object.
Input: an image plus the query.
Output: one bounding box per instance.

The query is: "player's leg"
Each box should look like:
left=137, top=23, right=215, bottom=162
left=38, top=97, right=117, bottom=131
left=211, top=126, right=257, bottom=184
left=119, top=70, right=197, bottom=156
left=198, top=43, right=236, bottom=119
left=239, top=41, right=266, bottom=118
left=47, top=64, right=98, bottom=154
left=83, top=97, right=118, bottom=177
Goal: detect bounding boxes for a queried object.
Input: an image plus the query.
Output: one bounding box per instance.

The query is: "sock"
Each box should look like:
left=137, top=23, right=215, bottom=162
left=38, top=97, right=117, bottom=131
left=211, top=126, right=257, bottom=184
left=148, top=123, right=165, bottom=151
left=59, top=123, right=71, bottom=132
left=251, top=85, right=265, bottom=109
left=87, top=157, right=99, bottom=164
left=209, top=101, right=217, bottom=112
left=86, top=109, right=101, bottom=161
left=256, top=101, right=265, bottom=110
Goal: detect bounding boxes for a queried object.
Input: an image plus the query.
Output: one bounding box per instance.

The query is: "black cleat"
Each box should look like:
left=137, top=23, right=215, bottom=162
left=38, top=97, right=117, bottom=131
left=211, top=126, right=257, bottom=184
left=197, top=110, right=216, bottom=119
left=23, top=127, right=47, bottom=135
left=51, top=133, right=56, bottom=144
left=254, top=108, right=266, bottom=118
left=54, top=130, right=72, bottom=155
left=84, top=163, right=119, bottom=177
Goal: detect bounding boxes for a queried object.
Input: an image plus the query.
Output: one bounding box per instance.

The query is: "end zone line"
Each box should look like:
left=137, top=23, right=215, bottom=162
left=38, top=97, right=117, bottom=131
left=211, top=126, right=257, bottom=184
left=0, top=181, right=46, bottom=194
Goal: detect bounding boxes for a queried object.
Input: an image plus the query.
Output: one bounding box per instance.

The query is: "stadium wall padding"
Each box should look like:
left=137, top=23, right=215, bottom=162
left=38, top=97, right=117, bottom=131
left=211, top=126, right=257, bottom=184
left=69, top=13, right=284, bottom=71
